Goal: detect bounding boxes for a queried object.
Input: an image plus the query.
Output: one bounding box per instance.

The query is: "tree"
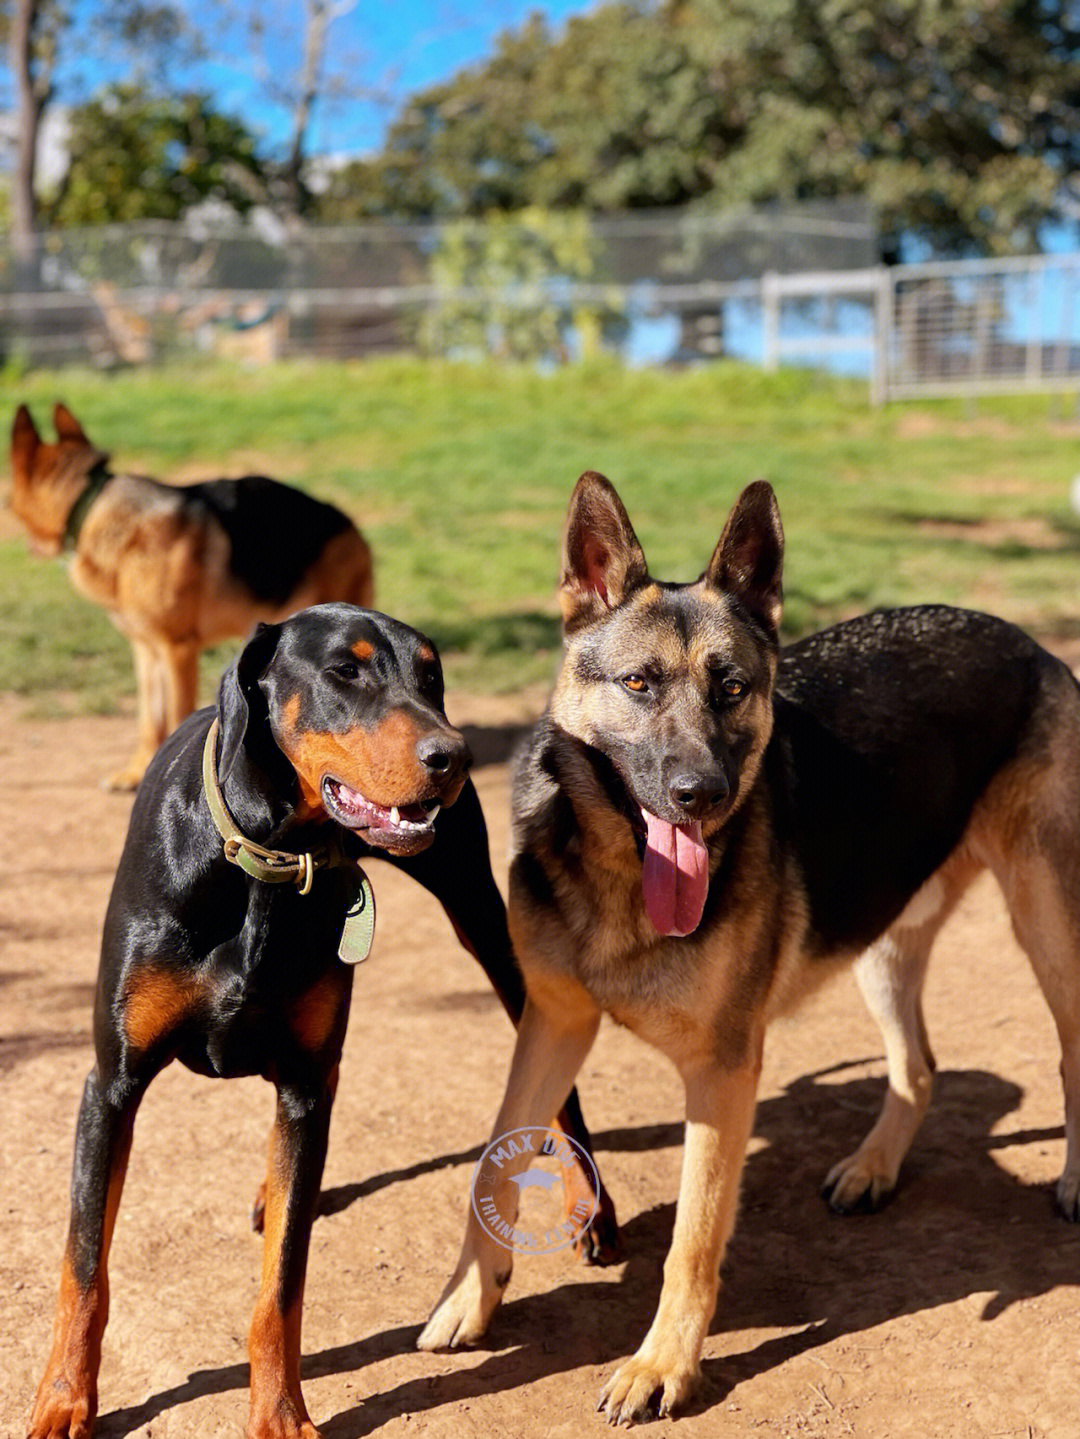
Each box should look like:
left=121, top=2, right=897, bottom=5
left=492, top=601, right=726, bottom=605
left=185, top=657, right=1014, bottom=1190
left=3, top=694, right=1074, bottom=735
left=46, top=83, right=268, bottom=224
left=3, top=1, right=204, bottom=261
left=5, top=0, right=64, bottom=265
left=333, top=0, right=1080, bottom=256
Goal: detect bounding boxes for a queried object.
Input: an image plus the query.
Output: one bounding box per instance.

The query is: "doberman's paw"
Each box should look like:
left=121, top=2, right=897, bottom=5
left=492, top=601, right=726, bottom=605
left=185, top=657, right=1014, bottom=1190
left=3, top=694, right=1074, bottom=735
left=27, top=1376, right=95, bottom=1439
left=575, top=1192, right=623, bottom=1266
left=417, top=1265, right=502, bottom=1351
left=251, top=1180, right=267, bottom=1233
left=1057, top=1166, right=1080, bottom=1221
left=247, top=1397, right=321, bottom=1439
left=598, top=1350, right=701, bottom=1426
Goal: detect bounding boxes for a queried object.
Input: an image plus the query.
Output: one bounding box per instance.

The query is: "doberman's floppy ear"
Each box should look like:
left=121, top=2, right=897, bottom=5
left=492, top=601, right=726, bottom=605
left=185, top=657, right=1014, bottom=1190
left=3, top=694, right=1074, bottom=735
left=11, top=405, right=40, bottom=478
left=703, top=481, right=784, bottom=638
left=216, top=621, right=284, bottom=782
left=559, top=472, right=649, bottom=635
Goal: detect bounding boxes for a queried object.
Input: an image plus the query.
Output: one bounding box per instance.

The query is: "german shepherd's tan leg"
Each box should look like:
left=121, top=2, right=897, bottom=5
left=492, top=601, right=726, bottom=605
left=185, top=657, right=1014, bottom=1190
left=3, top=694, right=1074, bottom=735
left=161, top=640, right=199, bottom=736
left=823, top=853, right=979, bottom=1212
left=991, top=847, right=1080, bottom=1219
left=599, top=1042, right=762, bottom=1424
left=106, top=639, right=167, bottom=791
left=417, top=985, right=601, bottom=1351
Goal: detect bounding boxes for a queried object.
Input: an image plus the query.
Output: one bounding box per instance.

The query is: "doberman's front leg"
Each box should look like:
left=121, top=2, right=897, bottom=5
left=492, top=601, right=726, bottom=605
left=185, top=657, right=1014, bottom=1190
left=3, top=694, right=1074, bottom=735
left=394, top=779, right=621, bottom=1262
left=27, top=1068, right=141, bottom=1439
left=247, top=1073, right=335, bottom=1439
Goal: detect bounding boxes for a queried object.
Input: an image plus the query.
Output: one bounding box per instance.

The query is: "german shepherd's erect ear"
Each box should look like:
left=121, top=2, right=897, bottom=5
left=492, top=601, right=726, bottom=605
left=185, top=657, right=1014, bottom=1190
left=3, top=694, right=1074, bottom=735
left=10, top=404, right=41, bottom=479
left=53, top=402, right=92, bottom=445
left=703, top=480, right=784, bottom=639
left=559, top=471, right=649, bottom=634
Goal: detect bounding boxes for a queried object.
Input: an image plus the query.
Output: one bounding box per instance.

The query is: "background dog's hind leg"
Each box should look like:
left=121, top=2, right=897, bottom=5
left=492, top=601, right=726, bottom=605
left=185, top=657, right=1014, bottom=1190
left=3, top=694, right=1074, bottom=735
left=823, top=853, right=979, bottom=1213
left=162, top=639, right=199, bottom=738
left=105, top=638, right=165, bottom=790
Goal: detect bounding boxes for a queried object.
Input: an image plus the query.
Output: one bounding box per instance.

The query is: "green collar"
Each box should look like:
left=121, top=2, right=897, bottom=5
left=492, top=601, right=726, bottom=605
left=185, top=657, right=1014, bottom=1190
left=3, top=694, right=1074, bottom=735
left=203, top=718, right=348, bottom=892
left=62, top=458, right=112, bottom=551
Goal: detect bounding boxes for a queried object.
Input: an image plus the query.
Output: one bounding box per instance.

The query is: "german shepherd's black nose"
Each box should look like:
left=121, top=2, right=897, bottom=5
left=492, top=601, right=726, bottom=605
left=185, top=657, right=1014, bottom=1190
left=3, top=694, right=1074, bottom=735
left=669, top=770, right=730, bottom=819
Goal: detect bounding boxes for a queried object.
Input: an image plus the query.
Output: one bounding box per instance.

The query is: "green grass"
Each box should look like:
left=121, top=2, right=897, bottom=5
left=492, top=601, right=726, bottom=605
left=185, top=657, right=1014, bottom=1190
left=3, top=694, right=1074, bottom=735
left=4, top=356, right=1080, bottom=711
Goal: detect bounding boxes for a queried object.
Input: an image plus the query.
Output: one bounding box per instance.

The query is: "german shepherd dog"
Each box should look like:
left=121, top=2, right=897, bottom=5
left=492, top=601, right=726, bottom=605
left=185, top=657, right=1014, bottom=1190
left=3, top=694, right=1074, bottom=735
left=419, top=473, right=1080, bottom=1423
left=9, top=403, right=373, bottom=790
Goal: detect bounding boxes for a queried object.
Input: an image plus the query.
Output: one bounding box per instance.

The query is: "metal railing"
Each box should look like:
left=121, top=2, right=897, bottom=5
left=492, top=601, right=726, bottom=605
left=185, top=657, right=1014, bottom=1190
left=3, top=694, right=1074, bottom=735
left=3, top=214, right=1079, bottom=402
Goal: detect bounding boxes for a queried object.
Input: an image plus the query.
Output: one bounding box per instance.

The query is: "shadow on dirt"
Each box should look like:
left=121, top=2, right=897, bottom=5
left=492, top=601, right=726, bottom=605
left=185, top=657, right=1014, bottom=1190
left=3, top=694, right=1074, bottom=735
left=96, top=1063, right=1078, bottom=1437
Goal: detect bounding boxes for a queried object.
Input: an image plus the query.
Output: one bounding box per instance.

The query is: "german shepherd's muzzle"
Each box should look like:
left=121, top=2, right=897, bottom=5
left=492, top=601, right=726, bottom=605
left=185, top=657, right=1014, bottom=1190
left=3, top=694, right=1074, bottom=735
left=419, top=473, right=1080, bottom=1425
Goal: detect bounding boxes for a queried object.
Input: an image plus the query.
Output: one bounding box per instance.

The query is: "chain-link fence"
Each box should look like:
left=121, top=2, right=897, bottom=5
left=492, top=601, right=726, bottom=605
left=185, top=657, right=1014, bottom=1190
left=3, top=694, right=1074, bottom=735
left=3, top=206, right=1079, bottom=403
left=0, top=202, right=875, bottom=368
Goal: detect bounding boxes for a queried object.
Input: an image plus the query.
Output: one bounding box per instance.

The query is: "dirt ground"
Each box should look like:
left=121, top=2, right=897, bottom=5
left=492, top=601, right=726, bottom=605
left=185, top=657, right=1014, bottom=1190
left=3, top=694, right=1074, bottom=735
left=2, top=689, right=1079, bottom=1439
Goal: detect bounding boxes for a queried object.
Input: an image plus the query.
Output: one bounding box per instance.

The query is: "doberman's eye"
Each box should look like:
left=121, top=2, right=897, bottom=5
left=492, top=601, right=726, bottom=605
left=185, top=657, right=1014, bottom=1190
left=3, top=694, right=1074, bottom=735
left=417, top=662, right=441, bottom=694
left=329, top=662, right=361, bottom=682
left=621, top=674, right=648, bottom=694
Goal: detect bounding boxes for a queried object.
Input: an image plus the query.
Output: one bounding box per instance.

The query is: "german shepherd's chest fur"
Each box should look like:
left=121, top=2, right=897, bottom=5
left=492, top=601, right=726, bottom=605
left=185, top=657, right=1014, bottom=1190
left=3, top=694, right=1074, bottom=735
left=507, top=476, right=1073, bottom=1068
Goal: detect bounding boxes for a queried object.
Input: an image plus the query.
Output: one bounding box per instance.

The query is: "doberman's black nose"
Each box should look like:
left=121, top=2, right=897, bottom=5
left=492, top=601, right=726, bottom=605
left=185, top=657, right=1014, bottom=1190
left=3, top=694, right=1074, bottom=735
left=668, top=769, right=729, bottom=820
left=417, top=731, right=470, bottom=787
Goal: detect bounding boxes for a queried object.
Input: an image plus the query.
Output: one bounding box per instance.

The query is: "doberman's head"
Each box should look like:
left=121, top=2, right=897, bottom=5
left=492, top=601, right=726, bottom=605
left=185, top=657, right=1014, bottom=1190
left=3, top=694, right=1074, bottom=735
left=550, top=472, right=783, bottom=936
left=218, top=604, right=470, bottom=856
left=9, top=403, right=110, bottom=555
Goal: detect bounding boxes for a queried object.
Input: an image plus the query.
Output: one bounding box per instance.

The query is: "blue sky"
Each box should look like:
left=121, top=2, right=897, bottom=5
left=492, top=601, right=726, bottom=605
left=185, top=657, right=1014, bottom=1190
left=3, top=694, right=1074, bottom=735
left=45, top=1, right=596, bottom=159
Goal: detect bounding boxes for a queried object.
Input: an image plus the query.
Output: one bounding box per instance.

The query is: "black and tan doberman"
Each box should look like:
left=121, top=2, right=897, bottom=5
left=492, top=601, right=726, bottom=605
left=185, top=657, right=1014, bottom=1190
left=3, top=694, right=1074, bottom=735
left=27, top=603, right=616, bottom=1439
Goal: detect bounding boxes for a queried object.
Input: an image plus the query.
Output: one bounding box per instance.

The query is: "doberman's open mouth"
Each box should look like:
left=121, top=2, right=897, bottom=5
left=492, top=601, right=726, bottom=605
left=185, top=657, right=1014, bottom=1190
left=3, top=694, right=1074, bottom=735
left=321, top=776, right=441, bottom=847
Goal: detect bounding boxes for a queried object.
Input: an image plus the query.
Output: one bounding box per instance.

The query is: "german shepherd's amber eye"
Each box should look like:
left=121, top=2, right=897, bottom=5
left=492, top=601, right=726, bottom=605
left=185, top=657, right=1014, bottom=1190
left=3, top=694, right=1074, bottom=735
left=722, top=678, right=748, bottom=699
left=621, top=674, right=648, bottom=694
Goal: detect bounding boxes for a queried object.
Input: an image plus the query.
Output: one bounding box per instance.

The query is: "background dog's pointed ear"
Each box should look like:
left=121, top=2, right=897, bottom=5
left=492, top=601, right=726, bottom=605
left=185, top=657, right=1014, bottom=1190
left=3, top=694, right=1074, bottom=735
left=216, top=621, right=284, bottom=781
left=704, top=481, right=784, bottom=637
left=11, top=405, right=40, bottom=475
left=559, top=472, right=649, bottom=634
left=53, top=403, right=90, bottom=444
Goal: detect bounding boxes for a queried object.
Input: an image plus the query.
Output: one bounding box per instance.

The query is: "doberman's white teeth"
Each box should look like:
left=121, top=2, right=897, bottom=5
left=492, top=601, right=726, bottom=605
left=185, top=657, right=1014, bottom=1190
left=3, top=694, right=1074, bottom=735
left=424, top=801, right=441, bottom=820
left=390, top=806, right=401, bottom=825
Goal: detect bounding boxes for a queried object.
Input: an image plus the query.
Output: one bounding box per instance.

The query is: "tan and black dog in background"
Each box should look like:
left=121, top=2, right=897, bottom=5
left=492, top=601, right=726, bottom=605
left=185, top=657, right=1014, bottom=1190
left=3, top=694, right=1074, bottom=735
left=419, top=472, right=1080, bottom=1424
left=9, top=403, right=374, bottom=789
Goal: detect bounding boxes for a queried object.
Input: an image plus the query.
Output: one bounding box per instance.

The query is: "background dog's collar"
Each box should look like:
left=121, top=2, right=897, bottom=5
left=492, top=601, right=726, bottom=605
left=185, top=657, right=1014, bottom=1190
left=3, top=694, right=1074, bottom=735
left=203, top=717, right=339, bottom=892
left=62, top=457, right=112, bottom=551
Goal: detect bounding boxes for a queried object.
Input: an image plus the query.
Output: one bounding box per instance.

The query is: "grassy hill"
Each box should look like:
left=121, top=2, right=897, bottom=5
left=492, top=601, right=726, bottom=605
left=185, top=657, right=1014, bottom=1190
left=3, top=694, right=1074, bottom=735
left=3, top=356, right=1079, bottom=711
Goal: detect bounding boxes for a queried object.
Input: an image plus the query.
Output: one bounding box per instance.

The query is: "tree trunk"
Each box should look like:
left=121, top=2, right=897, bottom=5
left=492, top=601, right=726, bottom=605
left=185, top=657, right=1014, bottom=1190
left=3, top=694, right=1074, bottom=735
left=9, top=0, right=45, bottom=276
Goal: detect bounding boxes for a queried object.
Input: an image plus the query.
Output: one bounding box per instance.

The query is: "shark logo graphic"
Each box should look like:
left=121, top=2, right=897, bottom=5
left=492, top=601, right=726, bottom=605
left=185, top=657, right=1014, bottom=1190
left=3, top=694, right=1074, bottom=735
left=470, top=1125, right=600, bottom=1256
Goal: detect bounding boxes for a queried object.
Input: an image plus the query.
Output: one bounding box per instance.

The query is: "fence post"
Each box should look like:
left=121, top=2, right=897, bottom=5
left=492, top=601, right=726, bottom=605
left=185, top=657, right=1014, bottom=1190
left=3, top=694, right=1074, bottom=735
left=762, top=271, right=780, bottom=371
left=871, top=266, right=891, bottom=405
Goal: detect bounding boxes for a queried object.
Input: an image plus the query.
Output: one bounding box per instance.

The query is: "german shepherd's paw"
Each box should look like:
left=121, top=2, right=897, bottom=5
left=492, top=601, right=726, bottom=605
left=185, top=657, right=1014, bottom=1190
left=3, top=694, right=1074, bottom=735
left=598, top=1350, right=701, bottom=1425
left=1057, top=1167, right=1080, bottom=1222
left=821, top=1147, right=897, bottom=1213
left=26, top=1378, right=94, bottom=1439
left=103, top=764, right=144, bottom=793
left=417, top=1266, right=502, bottom=1351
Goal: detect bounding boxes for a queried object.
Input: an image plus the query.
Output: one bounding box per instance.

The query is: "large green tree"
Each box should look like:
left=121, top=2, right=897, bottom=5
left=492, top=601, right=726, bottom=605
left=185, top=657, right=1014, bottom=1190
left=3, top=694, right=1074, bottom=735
left=326, top=0, right=1080, bottom=256
left=46, top=83, right=268, bottom=224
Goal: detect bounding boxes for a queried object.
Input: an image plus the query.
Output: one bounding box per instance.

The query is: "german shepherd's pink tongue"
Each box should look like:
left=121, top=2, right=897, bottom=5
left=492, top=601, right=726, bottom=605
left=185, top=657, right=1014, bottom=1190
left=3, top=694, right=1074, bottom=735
left=641, top=811, right=710, bottom=937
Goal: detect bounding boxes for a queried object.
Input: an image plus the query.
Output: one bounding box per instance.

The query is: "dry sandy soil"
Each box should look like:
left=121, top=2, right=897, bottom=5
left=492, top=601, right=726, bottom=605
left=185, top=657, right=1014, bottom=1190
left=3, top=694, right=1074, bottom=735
left=2, top=691, right=1079, bottom=1439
